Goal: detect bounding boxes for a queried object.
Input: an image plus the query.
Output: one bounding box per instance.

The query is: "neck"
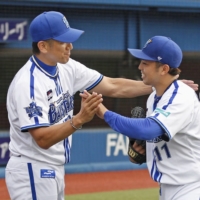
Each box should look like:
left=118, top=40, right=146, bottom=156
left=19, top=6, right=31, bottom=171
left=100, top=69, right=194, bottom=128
left=154, top=77, right=177, bottom=96
left=32, top=55, right=57, bottom=76
left=34, top=54, right=57, bottom=66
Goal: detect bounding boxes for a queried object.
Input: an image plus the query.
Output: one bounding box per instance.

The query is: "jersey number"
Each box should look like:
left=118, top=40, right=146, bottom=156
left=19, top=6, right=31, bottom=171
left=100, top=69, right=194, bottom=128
left=154, top=143, right=171, bottom=161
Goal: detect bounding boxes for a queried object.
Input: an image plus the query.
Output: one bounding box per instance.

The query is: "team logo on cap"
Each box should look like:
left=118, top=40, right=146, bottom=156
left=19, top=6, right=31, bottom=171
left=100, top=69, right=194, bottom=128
left=63, top=16, right=69, bottom=28
left=143, top=39, right=152, bottom=49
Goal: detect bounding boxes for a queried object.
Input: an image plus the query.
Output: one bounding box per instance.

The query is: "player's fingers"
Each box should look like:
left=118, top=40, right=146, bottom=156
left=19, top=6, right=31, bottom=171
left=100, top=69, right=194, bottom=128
left=81, top=95, right=103, bottom=117
left=79, top=90, right=90, bottom=99
left=84, top=92, right=98, bottom=103
left=80, top=99, right=103, bottom=123
left=85, top=93, right=103, bottom=107
left=87, top=97, right=103, bottom=111
left=181, top=79, right=199, bottom=91
left=83, top=90, right=91, bottom=96
left=188, top=83, right=198, bottom=91
left=133, top=143, right=145, bottom=155
left=182, top=79, right=194, bottom=84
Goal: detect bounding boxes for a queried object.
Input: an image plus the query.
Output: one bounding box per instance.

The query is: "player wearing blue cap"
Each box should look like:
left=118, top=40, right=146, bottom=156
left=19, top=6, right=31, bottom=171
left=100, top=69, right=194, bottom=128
left=4, top=12, right=173, bottom=200
left=93, top=36, right=200, bottom=200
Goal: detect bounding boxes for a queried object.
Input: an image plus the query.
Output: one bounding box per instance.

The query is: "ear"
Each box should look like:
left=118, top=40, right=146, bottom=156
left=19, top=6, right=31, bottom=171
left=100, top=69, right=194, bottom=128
left=37, top=41, right=49, bottom=53
left=161, top=64, right=170, bottom=75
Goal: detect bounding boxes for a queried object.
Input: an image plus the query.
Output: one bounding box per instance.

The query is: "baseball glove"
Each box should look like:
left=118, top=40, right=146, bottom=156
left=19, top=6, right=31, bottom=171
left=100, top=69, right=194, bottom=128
left=127, top=107, right=146, bottom=165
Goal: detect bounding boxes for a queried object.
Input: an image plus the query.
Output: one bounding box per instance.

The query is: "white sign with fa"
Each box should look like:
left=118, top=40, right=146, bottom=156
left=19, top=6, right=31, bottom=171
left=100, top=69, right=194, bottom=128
left=106, top=133, right=129, bottom=156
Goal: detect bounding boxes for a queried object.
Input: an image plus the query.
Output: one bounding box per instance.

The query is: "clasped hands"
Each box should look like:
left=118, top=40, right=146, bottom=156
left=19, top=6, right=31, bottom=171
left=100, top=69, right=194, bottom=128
left=79, top=90, right=108, bottom=120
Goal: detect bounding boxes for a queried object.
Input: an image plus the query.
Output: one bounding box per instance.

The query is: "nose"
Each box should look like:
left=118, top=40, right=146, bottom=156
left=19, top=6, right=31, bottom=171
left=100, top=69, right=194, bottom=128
left=69, top=43, right=73, bottom=50
left=66, top=43, right=73, bottom=50
left=138, top=63, right=142, bottom=70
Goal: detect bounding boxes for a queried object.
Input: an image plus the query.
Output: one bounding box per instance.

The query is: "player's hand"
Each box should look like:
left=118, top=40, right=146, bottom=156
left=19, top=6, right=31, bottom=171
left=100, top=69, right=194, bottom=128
left=96, top=103, right=108, bottom=119
left=79, top=90, right=89, bottom=100
left=181, top=79, right=199, bottom=91
left=77, top=91, right=103, bottom=124
left=80, top=90, right=108, bottom=119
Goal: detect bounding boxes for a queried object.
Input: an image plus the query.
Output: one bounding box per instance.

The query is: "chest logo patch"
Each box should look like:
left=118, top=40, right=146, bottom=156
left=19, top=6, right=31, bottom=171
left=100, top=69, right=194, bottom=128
left=47, top=89, right=53, bottom=101
left=154, top=108, right=170, bottom=117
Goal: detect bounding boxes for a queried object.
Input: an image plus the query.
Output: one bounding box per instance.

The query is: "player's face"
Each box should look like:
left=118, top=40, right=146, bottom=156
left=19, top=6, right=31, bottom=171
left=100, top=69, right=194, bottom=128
left=46, top=40, right=73, bottom=65
left=138, top=60, right=161, bottom=86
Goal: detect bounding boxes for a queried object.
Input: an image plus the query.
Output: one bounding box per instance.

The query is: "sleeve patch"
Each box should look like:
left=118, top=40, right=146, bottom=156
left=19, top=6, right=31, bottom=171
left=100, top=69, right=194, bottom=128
left=24, top=101, right=43, bottom=119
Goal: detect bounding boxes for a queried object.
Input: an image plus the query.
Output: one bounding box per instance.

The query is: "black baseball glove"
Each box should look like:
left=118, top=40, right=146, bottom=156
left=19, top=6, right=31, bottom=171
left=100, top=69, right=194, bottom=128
left=128, top=138, right=146, bottom=164
left=127, top=107, right=146, bottom=165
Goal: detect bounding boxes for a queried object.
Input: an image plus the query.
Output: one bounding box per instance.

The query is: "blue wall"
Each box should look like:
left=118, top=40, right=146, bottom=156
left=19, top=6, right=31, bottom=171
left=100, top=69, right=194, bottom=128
left=2, top=0, right=200, bottom=9
left=0, top=129, right=146, bottom=178
left=1, top=1, right=200, bottom=51
left=139, top=13, right=200, bottom=52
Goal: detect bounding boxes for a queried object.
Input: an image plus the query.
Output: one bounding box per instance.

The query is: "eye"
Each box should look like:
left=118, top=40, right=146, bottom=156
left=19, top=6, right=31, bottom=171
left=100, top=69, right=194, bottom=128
left=141, top=61, right=147, bottom=65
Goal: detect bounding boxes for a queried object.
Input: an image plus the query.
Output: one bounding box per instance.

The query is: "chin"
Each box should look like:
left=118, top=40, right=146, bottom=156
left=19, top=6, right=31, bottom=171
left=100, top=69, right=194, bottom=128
left=60, top=58, right=69, bottom=64
left=143, top=80, right=151, bottom=85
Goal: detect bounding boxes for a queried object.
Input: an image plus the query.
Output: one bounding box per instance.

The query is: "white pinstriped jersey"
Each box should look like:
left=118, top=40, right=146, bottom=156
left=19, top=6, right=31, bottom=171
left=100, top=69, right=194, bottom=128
left=146, top=80, right=200, bottom=185
left=7, top=56, right=103, bottom=165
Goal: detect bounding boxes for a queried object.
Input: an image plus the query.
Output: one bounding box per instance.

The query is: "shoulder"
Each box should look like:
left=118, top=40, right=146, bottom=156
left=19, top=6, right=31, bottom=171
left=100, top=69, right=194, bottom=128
left=164, top=80, right=197, bottom=105
left=11, top=59, right=32, bottom=85
left=58, top=58, right=100, bottom=79
left=173, top=80, right=196, bottom=97
left=60, top=58, right=86, bottom=67
left=58, top=58, right=89, bottom=72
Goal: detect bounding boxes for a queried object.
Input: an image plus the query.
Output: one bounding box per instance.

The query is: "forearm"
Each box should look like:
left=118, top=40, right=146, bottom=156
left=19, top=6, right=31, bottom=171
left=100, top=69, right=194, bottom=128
left=29, top=91, right=103, bottom=149
left=104, top=111, right=164, bottom=140
left=29, top=115, right=82, bottom=149
left=111, top=79, right=152, bottom=98
left=92, top=76, right=152, bottom=98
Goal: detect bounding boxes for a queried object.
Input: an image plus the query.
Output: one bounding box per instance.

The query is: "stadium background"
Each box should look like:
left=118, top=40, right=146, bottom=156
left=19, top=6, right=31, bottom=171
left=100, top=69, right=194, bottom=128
left=0, top=0, right=200, bottom=199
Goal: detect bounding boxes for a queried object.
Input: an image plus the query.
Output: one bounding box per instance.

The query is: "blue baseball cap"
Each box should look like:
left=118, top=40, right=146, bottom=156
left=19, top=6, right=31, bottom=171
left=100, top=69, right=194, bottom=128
left=128, top=36, right=182, bottom=68
left=29, top=11, right=84, bottom=43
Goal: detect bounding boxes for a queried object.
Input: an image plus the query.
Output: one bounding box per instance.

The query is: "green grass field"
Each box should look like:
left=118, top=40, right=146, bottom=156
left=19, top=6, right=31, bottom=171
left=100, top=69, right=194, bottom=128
left=65, top=188, right=159, bottom=200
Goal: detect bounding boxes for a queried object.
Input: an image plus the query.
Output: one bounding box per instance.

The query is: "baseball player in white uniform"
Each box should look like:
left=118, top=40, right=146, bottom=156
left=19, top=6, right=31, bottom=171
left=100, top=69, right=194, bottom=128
left=94, top=36, right=200, bottom=200
left=5, top=11, right=159, bottom=200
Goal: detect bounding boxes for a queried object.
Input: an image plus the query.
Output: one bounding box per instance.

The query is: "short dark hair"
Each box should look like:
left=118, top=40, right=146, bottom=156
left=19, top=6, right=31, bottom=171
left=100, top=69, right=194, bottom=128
left=32, top=42, right=40, bottom=55
left=156, top=62, right=181, bottom=76
left=32, top=40, right=53, bottom=55
left=168, top=67, right=181, bottom=76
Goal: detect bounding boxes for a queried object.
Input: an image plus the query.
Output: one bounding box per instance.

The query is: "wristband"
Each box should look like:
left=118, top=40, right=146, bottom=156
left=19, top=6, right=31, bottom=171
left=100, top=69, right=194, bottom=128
left=70, top=117, right=82, bottom=130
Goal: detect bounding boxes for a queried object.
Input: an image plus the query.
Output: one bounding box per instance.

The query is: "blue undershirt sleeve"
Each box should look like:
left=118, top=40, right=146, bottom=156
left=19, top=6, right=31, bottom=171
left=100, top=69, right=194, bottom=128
left=104, top=110, right=165, bottom=140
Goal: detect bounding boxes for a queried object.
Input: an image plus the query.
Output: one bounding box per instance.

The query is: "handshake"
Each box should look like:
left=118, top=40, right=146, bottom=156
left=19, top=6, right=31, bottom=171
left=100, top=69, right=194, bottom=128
left=76, top=90, right=146, bottom=165
left=70, top=90, right=107, bottom=131
left=79, top=90, right=107, bottom=122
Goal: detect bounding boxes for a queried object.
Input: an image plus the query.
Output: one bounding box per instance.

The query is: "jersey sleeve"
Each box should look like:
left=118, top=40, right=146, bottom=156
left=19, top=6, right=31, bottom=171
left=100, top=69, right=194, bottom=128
left=13, top=73, right=51, bottom=132
left=148, top=92, right=194, bottom=140
left=67, top=59, right=103, bottom=93
left=104, top=111, right=164, bottom=140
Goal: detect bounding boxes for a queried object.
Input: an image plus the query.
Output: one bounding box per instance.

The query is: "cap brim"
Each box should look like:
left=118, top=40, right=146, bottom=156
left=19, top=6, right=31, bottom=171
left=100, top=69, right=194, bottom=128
left=128, top=48, right=156, bottom=61
left=54, top=28, right=84, bottom=43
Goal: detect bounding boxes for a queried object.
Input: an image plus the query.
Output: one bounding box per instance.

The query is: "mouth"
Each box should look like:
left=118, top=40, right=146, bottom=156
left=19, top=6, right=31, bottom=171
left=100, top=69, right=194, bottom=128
left=64, top=53, right=70, bottom=57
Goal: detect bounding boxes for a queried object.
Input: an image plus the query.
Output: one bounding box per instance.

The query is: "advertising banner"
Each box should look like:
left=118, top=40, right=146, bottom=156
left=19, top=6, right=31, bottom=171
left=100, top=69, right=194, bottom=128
left=0, top=19, right=28, bottom=42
